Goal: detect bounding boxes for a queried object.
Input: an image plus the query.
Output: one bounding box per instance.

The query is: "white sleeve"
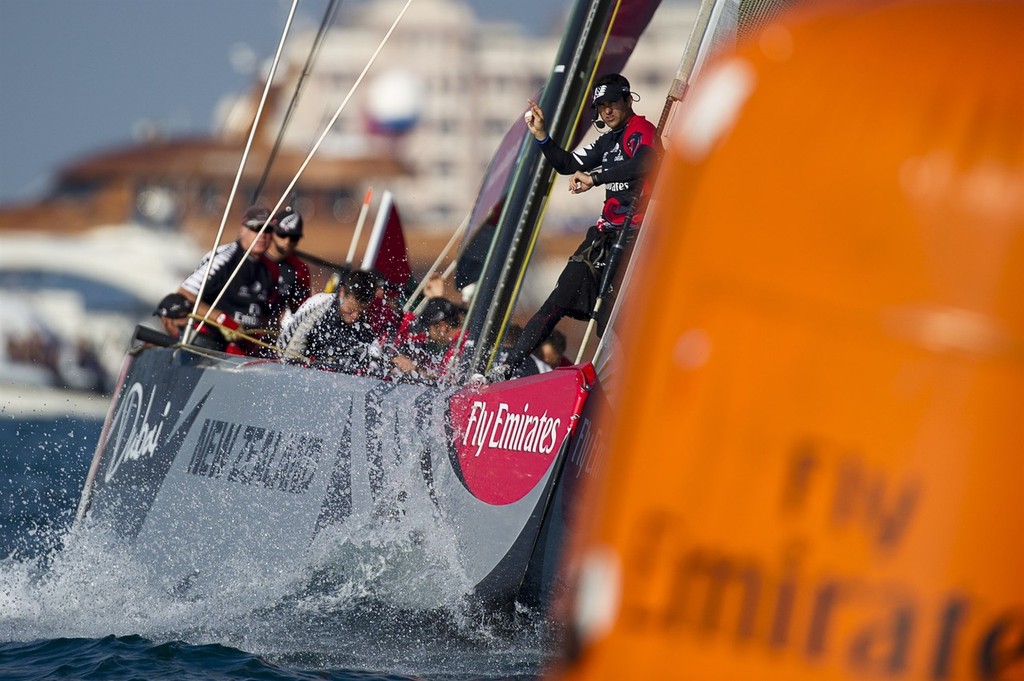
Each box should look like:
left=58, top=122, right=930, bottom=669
left=180, top=244, right=233, bottom=295
left=278, top=292, right=334, bottom=358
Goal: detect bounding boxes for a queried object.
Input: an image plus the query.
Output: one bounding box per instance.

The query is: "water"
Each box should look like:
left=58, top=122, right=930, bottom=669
left=0, top=410, right=554, bottom=680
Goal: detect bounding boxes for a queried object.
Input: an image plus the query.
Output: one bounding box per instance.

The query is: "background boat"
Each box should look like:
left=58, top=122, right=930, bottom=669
left=0, top=226, right=204, bottom=396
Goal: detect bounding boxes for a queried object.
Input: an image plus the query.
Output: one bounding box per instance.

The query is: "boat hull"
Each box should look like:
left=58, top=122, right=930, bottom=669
left=79, top=345, right=594, bottom=607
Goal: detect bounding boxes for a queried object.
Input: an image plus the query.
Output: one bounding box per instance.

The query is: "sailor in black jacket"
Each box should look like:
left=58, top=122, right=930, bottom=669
left=171, top=206, right=280, bottom=353
left=277, top=269, right=378, bottom=372
left=499, top=73, right=661, bottom=376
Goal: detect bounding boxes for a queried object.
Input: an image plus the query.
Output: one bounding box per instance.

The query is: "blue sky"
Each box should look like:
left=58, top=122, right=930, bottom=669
left=0, top=0, right=565, bottom=204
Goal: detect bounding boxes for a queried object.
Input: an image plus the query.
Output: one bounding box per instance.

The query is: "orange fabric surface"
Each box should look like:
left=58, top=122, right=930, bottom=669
left=548, top=2, right=1024, bottom=679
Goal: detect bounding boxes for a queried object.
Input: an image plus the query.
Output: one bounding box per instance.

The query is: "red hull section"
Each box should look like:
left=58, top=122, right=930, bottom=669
left=449, top=367, right=594, bottom=506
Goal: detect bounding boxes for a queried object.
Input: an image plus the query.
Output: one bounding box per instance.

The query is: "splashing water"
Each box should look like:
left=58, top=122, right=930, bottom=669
left=0, top=416, right=555, bottom=679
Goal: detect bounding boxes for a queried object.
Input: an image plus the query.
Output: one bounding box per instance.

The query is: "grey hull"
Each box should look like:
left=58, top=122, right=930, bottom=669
left=80, top=345, right=597, bottom=608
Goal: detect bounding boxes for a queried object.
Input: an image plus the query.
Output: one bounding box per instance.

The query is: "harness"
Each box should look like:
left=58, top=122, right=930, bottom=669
left=568, top=231, right=617, bottom=276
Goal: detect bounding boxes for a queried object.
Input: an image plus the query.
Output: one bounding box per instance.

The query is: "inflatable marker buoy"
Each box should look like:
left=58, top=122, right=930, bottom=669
left=547, top=1, right=1024, bottom=679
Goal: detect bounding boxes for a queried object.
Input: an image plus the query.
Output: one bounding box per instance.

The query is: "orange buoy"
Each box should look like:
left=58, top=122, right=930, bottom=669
left=547, top=1, right=1024, bottom=679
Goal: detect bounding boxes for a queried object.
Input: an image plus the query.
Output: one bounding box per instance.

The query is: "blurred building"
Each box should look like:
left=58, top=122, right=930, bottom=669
left=0, top=0, right=697, bottom=260
left=216, top=0, right=699, bottom=233
left=0, top=0, right=699, bottom=395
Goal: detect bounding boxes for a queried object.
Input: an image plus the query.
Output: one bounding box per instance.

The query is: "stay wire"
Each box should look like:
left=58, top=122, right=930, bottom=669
left=251, top=0, right=344, bottom=204
left=185, top=0, right=301, bottom=343
left=199, top=0, right=417, bottom=333
left=402, top=213, right=471, bottom=314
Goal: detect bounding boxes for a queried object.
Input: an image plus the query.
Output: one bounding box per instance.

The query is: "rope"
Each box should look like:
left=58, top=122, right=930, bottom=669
left=251, top=0, right=345, bottom=203
left=403, top=213, right=471, bottom=313
left=187, top=313, right=309, bottom=362
left=184, top=0, right=299, bottom=342
left=195, top=0, right=416, bottom=335
left=186, top=0, right=301, bottom=342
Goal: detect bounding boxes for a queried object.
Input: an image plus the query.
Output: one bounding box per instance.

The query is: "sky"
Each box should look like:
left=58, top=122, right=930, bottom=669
left=0, top=0, right=566, bottom=204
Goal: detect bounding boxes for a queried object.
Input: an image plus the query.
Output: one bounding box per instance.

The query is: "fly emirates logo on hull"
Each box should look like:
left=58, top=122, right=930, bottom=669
left=461, top=400, right=562, bottom=458
left=448, top=371, right=586, bottom=506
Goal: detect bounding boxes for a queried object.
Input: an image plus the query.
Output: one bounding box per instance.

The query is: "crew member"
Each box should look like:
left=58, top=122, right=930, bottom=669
left=167, top=205, right=280, bottom=353
left=537, top=328, right=573, bottom=369
left=266, top=205, right=312, bottom=318
left=498, top=73, right=661, bottom=378
left=392, top=297, right=468, bottom=382
left=278, top=269, right=378, bottom=372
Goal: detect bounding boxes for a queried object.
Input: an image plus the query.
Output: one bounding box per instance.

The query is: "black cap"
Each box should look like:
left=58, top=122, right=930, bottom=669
left=591, top=73, right=631, bottom=107
left=410, top=298, right=462, bottom=333
left=242, top=205, right=271, bottom=231
left=270, top=206, right=303, bottom=237
left=154, top=293, right=190, bottom=319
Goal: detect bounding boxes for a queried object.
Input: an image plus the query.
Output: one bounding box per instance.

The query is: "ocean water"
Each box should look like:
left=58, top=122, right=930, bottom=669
left=0, top=411, right=553, bottom=680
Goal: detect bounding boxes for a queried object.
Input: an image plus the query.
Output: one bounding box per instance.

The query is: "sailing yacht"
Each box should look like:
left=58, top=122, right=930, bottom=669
left=73, top=0, right=670, bottom=610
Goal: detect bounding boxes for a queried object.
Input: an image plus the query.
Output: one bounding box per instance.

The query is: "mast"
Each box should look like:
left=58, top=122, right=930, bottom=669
left=466, top=0, right=621, bottom=374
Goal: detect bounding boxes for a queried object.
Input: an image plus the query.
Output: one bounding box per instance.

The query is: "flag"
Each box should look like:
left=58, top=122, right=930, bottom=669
left=361, top=190, right=411, bottom=289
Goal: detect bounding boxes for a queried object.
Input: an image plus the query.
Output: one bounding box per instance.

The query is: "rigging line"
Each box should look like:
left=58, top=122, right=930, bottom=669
left=184, top=314, right=308, bottom=361
left=415, top=257, right=460, bottom=314
left=411, top=257, right=460, bottom=316
left=425, top=209, right=499, bottom=328
left=402, top=214, right=471, bottom=313
left=198, top=0, right=416, bottom=334
left=251, top=0, right=344, bottom=203
left=185, top=0, right=301, bottom=342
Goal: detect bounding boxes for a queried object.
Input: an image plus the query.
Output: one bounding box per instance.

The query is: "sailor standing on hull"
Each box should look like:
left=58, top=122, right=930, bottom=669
left=161, top=206, right=281, bottom=353
left=497, top=73, right=661, bottom=378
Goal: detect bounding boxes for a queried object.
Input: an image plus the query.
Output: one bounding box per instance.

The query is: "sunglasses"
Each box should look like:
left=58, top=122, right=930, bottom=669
left=275, top=232, right=301, bottom=243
